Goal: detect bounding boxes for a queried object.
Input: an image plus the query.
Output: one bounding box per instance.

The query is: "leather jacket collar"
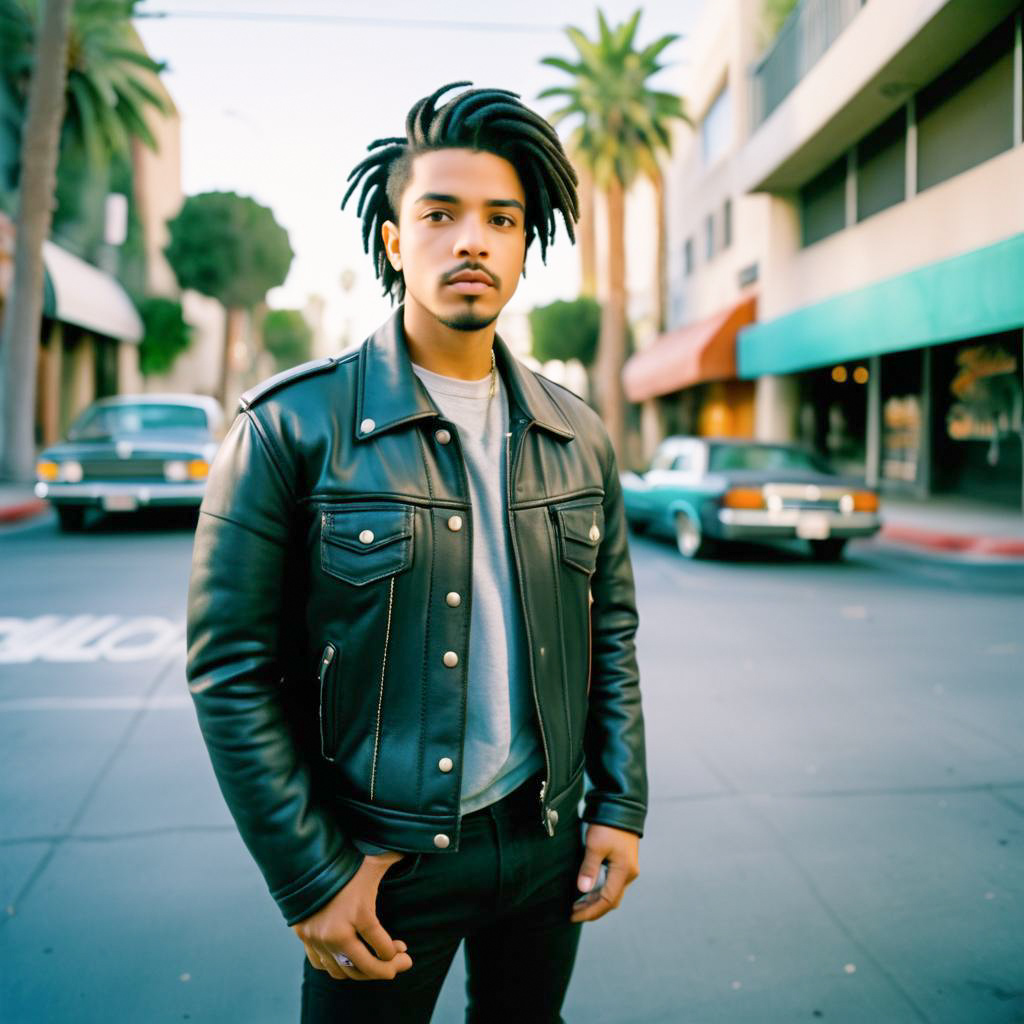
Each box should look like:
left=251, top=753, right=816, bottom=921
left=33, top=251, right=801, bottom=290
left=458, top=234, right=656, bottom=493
left=354, top=307, right=575, bottom=443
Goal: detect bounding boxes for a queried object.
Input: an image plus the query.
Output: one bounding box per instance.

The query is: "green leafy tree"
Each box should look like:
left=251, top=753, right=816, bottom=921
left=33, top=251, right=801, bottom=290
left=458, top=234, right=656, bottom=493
left=540, top=9, right=688, bottom=460
left=759, top=0, right=800, bottom=49
left=138, top=296, right=192, bottom=376
left=262, top=308, right=312, bottom=373
left=529, top=297, right=600, bottom=366
left=164, top=191, right=294, bottom=409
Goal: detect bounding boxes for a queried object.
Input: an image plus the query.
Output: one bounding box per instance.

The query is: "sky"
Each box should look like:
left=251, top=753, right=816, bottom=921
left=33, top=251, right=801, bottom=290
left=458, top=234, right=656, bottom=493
left=132, top=0, right=707, bottom=352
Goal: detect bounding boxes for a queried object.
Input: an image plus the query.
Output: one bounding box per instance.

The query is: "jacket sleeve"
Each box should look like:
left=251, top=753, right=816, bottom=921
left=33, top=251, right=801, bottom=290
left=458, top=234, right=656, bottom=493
left=185, top=409, right=362, bottom=925
left=582, top=436, right=648, bottom=837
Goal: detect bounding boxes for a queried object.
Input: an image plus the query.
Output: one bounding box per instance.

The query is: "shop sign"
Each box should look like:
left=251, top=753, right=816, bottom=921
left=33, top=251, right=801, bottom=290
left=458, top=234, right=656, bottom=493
left=947, top=344, right=1022, bottom=460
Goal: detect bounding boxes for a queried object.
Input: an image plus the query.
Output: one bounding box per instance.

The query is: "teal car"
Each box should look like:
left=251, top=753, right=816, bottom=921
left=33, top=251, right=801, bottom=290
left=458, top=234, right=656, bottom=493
left=621, top=437, right=881, bottom=561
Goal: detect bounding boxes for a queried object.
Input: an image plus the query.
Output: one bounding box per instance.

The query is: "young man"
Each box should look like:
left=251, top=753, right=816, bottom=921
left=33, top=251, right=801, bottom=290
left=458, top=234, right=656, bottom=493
left=186, top=82, right=646, bottom=1023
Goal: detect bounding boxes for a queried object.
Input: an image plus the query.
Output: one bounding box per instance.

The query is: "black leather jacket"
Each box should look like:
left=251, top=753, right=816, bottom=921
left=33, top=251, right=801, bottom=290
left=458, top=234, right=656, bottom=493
left=185, top=309, right=646, bottom=925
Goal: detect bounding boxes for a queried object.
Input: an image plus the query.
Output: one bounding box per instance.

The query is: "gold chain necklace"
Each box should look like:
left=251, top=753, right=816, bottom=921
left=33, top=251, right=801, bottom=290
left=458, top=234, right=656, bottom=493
left=488, top=348, right=497, bottom=399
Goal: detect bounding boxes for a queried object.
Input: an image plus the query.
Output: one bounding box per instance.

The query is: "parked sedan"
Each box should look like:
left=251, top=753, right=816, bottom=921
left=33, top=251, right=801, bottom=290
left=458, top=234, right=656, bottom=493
left=34, top=394, right=226, bottom=532
left=621, top=436, right=881, bottom=561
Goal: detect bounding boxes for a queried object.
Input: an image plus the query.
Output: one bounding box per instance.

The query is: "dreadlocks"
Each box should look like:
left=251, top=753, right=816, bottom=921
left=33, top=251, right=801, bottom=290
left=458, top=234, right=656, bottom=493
left=341, top=81, right=579, bottom=301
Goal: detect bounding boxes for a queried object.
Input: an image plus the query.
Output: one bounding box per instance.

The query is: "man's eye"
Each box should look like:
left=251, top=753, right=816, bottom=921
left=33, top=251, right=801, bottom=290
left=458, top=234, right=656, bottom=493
left=425, top=210, right=450, bottom=222
left=492, top=215, right=515, bottom=227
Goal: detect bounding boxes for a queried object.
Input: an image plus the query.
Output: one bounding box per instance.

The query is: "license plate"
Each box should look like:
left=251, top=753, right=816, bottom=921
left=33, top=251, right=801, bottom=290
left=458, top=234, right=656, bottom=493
left=797, top=514, right=831, bottom=540
left=102, top=494, right=139, bottom=512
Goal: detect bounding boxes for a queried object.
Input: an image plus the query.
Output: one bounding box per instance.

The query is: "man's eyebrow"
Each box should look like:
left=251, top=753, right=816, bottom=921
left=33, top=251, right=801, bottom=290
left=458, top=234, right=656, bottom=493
left=415, top=193, right=525, bottom=213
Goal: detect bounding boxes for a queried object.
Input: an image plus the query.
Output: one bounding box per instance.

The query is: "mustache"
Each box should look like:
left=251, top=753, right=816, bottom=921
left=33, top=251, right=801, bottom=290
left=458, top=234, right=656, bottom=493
left=440, top=261, right=500, bottom=289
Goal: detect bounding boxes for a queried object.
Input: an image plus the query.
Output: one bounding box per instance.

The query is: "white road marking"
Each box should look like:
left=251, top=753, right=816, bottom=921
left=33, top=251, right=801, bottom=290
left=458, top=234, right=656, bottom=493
left=0, top=695, right=192, bottom=711
left=0, top=616, right=185, bottom=663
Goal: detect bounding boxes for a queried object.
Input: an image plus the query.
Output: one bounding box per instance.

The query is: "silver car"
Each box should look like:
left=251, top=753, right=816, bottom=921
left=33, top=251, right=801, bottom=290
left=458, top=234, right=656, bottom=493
left=34, top=394, right=226, bottom=532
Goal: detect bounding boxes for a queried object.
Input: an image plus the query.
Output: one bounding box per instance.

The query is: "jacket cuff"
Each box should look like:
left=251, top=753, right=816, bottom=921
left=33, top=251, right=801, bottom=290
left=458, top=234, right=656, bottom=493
left=581, top=793, right=646, bottom=838
left=273, top=845, right=364, bottom=926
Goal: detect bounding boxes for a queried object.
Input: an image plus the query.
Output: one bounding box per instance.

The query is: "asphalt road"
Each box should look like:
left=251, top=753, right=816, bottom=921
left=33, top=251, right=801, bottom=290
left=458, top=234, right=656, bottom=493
left=1, top=508, right=1022, bottom=1023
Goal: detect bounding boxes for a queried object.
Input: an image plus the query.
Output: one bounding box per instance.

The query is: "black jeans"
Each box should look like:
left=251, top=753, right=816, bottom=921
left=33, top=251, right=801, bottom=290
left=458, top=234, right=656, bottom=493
left=300, top=774, right=584, bottom=1023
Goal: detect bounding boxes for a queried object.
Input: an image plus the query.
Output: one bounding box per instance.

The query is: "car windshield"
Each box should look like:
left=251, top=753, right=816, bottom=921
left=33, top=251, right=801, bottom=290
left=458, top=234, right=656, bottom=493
left=708, top=444, right=832, bottom=474
left=68, top=403, right=209, bottom=440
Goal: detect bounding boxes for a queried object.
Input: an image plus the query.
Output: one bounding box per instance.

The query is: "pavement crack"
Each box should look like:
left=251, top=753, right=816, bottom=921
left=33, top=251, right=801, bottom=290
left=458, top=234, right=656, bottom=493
left=0, top=825, right=235, bottom=848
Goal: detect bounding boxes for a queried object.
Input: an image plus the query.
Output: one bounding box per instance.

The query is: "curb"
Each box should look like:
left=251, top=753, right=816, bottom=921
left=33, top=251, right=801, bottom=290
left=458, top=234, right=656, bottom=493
left=0, top=498, right=48, bottom=525
left=879, top=522, right=1024, bottom=559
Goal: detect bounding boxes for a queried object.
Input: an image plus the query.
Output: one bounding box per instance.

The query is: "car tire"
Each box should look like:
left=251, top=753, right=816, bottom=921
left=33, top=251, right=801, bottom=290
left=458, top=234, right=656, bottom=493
left=675, top=511, right=713, bottom=560
left=809, top=538, right=847, bottom=562
left=56, top=505, right=87, bottom=532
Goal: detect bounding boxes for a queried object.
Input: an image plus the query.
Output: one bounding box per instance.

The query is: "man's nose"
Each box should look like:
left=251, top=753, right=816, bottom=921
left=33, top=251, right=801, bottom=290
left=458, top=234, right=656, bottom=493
left=453, top=216, right=489, bottom=260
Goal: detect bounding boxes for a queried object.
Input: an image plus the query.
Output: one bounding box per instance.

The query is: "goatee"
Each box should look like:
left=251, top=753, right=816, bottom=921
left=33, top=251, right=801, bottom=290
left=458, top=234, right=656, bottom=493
left=437, top=309, right=499, bottom=332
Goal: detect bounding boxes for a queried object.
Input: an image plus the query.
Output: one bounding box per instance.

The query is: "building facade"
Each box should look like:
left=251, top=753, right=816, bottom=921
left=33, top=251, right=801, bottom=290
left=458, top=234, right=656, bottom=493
left=646, top=0, right=1024, bottom=513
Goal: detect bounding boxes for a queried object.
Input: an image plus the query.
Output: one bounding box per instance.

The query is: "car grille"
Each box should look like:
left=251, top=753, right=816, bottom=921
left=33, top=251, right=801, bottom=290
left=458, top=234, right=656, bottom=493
left=81, top=459, right=168, bottom=481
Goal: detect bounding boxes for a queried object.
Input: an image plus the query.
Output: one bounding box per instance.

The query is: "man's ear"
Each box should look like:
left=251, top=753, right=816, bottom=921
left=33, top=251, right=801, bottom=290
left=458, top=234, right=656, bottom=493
left=381, top=220, right=402, bottom=271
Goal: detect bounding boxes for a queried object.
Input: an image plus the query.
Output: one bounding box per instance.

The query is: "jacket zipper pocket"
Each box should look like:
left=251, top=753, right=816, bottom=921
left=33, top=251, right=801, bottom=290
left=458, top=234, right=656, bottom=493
left=318, top=642, right=338, bottom=761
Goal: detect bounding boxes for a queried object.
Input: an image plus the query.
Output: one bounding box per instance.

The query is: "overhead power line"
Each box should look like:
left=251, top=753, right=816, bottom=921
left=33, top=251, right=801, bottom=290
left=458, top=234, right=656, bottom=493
left=134, top=9, right=565, bottom=33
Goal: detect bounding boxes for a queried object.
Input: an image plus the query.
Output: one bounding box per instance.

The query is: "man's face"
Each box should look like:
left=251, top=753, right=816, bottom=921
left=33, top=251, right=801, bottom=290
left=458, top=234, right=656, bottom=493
left=384, top=148, right=527, bottom=332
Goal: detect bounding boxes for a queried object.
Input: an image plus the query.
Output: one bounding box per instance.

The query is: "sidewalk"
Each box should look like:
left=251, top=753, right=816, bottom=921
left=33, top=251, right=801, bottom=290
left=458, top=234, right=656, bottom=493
left=0, top=481, right=47, bottom=525
left=877, top=494, right=1024, bottom=558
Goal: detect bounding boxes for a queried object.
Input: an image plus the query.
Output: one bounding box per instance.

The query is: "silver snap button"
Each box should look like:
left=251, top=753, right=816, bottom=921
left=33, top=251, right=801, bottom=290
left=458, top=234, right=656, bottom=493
left=433, top=833, right=450, bottom=849
left=447, top=515, right=463, bottom=532
left=445, top=591, right=461, bottom=608
left=434, top=428, right=451, bottom=445
left=589, top=525, right=601, bottom=542
left=358, top=529, right=374, bottom=545
left=438, top=757, right=453, bottom=773
left=547, top=808, right=559, bottom=828
left=443, top=651, right=459, bottom=668
left=359, top=418, right=375, bottom=434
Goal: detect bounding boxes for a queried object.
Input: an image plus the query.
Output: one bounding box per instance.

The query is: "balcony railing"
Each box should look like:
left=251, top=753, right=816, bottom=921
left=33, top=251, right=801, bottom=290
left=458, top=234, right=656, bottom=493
left=751, top=0, right=868, bottom=129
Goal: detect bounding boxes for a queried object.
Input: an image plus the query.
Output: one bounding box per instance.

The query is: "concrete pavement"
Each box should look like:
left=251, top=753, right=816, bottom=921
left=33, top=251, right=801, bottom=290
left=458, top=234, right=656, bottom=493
left=1, top=513, right=1022, bottom=1022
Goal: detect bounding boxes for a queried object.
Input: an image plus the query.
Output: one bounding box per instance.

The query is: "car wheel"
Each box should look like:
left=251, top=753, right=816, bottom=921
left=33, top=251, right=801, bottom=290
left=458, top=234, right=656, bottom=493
left=675, top=511, right=712, bottom=560
left=809, top=538, right=847, bottom=562
left=56, top=505, right=87, bottom=532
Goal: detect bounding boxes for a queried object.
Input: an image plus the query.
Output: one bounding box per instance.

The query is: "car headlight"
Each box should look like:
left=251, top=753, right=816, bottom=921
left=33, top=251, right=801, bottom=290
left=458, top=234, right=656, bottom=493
left=36, top=460, right=59, bottom=481
left=164, top=460, right=187, bottom=482
left=60, top=460, right=83, bottom=482
left=187, top=459, right=209, bottom=481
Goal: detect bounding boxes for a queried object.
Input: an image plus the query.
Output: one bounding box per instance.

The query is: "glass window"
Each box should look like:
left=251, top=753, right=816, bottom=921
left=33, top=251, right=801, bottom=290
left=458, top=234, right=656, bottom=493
left=705, top=213, right=715, bottom=261
left=68, top=403, right=209, bottom=439
left=722, top=198, right=733, bottom=249
left=684, top=237, right=694, bottom=276
left=916, top=18, right=1015, bottom=193
left=708, top=443, right=832, bottom=474
left=857, top=111, right=906, bottom=221
left=700, top=84, right=732, bottom=168
left=800, top=155, right=847, bottom=246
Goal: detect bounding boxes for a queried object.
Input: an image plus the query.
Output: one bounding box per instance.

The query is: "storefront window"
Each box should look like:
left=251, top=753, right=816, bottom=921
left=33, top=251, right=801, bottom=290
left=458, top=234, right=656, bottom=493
left=880, top=348, right=924, bottom=487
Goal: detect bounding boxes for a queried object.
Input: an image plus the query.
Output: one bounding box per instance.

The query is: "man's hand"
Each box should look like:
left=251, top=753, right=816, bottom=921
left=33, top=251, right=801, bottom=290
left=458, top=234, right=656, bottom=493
left=292, top=852, right=414, bottom=981
left=571, top=824, right=639, bottom=923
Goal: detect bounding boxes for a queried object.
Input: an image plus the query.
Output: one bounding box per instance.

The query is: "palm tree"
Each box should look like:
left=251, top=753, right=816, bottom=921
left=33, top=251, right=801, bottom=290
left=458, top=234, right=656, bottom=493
left=0, top=0, right=168, bottom=481
left=540, top=8, right=688, bottom=460
left=0, top=0, right=74, bottom=482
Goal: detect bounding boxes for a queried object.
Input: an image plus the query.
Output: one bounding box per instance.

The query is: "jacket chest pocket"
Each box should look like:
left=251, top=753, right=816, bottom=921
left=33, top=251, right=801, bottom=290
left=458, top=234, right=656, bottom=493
left=553, top=499, right=604, bottom=576
left=320, top=504, right=414, bottom=585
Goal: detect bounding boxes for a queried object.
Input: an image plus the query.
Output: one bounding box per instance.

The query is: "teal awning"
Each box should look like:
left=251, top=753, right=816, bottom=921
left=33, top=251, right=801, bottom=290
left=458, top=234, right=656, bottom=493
left=737, top=232, right=1024, bottom=378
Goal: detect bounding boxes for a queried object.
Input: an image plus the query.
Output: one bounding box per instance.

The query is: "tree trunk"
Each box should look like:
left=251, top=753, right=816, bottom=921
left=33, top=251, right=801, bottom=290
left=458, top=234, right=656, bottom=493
left=0, top=0, right=74, bottom=482
left=218, top=306, right=244, bottom=413
left=652, top=168, right=667, bottom=333
left=576, top=162, right=597, bottom=299
left=596, top=175, right=627, bottom=463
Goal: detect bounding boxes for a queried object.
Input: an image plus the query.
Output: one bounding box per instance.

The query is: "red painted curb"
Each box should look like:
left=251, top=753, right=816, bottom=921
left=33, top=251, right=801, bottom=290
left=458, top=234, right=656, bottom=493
left=880, top=523, right=1024, bottom=558
left=0, top=498, right=48, bottom=524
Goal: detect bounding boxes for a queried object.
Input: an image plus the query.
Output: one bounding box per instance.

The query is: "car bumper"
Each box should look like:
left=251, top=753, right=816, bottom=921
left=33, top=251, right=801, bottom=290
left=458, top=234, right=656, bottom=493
left=34, top=481, right=207, bottom=508
left=716, top=508, right=881, bottom=540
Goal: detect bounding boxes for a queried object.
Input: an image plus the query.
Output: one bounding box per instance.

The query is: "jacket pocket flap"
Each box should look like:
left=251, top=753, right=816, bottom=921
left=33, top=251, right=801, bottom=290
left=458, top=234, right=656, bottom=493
left=555, top=501, right=604, bottom=575
left=321, top=505, right=413, bottom=585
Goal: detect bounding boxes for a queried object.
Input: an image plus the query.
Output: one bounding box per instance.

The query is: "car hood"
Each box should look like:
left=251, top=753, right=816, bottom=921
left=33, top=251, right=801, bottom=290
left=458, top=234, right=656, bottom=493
left=708, top=469, right=870, bottom=489
left=40, top=433, right=216, bottom=460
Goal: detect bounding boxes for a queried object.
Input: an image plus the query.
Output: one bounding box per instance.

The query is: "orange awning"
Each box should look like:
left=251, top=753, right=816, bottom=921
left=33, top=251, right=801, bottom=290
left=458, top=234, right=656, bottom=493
left=622, top=296, right=757, bottom=402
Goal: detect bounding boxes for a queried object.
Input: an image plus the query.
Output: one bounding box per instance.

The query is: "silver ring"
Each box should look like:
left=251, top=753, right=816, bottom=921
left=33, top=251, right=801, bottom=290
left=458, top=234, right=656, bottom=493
left=332, top=951, right=355, bottom=968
